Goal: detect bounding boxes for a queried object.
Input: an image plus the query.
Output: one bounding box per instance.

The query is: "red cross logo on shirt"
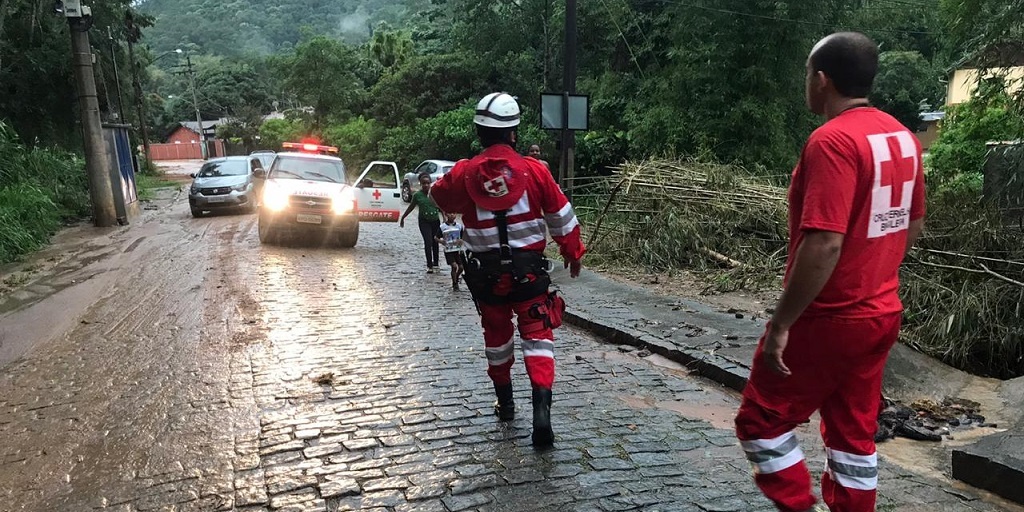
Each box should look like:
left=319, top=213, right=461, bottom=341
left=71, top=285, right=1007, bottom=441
left=879, top=137, right=914, bottom=208
left=483, top=176, right=509, bottom=197
left=372, top=189, right=381, bottom=201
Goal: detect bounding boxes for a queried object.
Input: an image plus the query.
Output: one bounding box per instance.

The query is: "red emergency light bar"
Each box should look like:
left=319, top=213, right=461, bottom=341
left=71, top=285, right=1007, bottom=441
left=282, top=142, right=338, bottom=154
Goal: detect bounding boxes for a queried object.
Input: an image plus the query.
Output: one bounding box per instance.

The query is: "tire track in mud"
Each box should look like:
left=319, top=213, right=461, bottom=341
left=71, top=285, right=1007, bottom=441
left=0, top=203, right=265, bottom=510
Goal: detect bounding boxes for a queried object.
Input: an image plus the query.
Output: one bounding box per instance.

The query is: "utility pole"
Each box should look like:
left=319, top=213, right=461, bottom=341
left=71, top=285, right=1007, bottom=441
left=67, top=9, right=118, bottom=227
left=107, top=27, right=125, bottom=123
left=125, top=11, right=151, bottom=164
left=184, top=53, right=207, bottom=159
left=559, top=0, right=578, bottom=199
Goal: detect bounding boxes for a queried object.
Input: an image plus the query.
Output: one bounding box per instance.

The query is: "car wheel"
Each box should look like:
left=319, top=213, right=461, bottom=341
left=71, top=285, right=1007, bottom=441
left=258, top=217, right=274, bottom=244
left=191, top=207, right=204, bottom=218
left=401, top=182, right=412, bottom=203
left=337, top=227, right=359, bottom=248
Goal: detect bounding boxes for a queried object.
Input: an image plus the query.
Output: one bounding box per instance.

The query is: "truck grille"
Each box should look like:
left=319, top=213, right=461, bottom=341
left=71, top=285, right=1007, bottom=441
left=201, top=187, right=232, bottom=196
left=290, top=195, right=332, bottom=213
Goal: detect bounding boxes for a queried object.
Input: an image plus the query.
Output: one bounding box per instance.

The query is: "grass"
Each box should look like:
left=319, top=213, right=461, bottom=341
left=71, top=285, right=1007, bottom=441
left=135, top=174, right=180, bottom=201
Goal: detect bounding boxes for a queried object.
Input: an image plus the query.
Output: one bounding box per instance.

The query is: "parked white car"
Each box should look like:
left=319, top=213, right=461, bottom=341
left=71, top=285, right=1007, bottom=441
left=401, top=159, right=456, bottom=203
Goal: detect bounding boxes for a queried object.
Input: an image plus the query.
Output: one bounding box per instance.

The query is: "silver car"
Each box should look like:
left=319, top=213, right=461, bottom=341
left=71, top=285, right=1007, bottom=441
left=188, top=156, right=263, bottom=217
left=401, top=159, right=456, bottom=203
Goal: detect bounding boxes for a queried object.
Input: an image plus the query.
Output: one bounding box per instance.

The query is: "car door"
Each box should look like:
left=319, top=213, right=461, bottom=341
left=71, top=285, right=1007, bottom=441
left=249, top=158, right=265, bottom=197
left=354, top=161, right=402, bottom=222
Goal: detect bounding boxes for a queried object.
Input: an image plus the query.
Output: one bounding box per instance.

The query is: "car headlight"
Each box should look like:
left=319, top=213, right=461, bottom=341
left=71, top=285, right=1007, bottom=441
left=233, top=183, right=248, bottom=192
left=332, top=188, right=356, bottom=214
left=262, top=185, right=289, bottom=212
left=190, top=183, right=199, bottom=194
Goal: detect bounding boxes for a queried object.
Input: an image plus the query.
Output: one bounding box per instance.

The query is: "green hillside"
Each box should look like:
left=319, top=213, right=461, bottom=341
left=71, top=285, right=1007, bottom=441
left=135, top=0, right=427, bottom=56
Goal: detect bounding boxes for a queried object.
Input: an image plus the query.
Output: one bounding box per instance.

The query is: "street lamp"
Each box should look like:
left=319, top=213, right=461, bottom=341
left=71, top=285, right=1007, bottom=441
left=151, top=47, right=183, bottom=64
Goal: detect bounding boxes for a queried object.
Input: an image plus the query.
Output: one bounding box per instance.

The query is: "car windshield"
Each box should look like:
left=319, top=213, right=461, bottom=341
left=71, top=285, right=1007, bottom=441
left=441, top=166, right=453, bottom=174
left=198, top=160, right=248, bottom=177
left=271, top=155, right=349, bottom=184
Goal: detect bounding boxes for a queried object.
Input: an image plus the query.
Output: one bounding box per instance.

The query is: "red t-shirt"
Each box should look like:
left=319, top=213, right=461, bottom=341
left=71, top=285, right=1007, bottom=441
left=787, top=107, right=926, bottom=318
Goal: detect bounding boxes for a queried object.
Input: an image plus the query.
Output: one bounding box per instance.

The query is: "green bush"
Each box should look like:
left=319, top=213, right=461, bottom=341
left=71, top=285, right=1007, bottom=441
left=378, top=106, right=549, bottom=171
left=322, top=116, right=386, bottom=170
left=927, top=89, right=1024, bottom=195
left=258, top=118, right=303, bottom=149
left=0, top=183, right=62, bottom=263
left=0, top=120, right=88, bottom=263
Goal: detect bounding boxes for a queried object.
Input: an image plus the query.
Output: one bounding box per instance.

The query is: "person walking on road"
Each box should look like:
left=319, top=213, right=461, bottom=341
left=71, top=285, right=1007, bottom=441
left=734, top=32, right=926, bottom=512
left=527, top=144, right=550, bottom=169
left=400, top=172, right=443, bottom=273
left=430, top=92, right=585, bottom=448
left=438, top=212, right=466, bottom=291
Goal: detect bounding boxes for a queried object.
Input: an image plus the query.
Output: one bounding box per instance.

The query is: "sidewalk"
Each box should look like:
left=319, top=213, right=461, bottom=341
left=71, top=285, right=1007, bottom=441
left=552, top=268, right=763, bottom=391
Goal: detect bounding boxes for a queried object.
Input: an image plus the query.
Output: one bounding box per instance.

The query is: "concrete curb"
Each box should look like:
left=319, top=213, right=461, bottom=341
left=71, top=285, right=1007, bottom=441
left=564, top=307, right=751, bottom=392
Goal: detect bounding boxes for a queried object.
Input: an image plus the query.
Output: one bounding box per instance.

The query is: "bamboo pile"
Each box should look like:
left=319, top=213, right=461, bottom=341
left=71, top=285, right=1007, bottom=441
left=580, top=158, right=789, bottom=290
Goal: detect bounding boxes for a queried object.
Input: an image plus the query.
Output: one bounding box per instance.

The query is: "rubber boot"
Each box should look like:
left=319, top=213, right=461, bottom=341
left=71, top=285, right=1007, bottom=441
left=531, top=387, right=554, bottom=448
left=493, top=383, right=515, bottom=421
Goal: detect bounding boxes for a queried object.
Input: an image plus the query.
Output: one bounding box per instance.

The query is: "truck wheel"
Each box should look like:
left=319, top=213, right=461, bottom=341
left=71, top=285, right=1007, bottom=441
left=337, top=228, right=359, bottom=248
left=191, top=207, right=204, bottom=218
left=401, top=182, right=412, bottom=203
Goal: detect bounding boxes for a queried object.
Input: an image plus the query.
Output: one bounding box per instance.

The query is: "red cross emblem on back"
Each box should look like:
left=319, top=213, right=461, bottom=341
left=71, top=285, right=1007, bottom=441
left=879, top=137, right=914, bottom=208
left=372, top=189, right=381, bottom=201
left=483, top=176, right=509, bottom=197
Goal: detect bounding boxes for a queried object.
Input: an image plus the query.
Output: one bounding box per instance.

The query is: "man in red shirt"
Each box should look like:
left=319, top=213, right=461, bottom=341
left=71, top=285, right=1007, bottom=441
left=430, top=92, right=585, bottom=448
left=734, top=33, right=926, bottom=512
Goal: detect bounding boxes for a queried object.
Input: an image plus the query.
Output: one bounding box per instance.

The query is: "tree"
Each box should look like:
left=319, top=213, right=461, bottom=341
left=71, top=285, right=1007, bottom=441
left=369, top=23, right=414, bottom=70
left=871, top=51, right=943, bottom=130
left=281, top=36, right=364, bottom=128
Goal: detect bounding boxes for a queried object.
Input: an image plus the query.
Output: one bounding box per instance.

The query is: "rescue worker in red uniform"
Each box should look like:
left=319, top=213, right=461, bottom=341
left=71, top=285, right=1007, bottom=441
left=429, top=92, right=585, bottom=448
left=734, top=33, right=926, bottom=512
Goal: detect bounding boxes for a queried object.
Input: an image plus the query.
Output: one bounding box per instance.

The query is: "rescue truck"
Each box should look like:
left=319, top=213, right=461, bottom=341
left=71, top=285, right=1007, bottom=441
left=254, top=142, right=403, bottom=247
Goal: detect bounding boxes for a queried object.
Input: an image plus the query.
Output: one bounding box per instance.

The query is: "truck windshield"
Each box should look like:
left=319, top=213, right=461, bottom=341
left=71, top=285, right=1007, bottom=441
left=270, top=156, right=349, bottom=184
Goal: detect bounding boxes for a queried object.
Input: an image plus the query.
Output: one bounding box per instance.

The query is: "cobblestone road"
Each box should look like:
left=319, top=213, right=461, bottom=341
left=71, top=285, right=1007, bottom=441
left=0, top=197, right=1016, bottom=511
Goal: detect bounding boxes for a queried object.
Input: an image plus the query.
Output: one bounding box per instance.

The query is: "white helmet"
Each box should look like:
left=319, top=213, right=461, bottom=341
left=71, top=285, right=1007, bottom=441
left=474, top=92, right=521, bottom=128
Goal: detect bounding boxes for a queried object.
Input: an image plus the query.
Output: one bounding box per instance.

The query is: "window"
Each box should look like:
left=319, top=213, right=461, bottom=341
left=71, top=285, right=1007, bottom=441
left=358, top=164, right=397, bottom=189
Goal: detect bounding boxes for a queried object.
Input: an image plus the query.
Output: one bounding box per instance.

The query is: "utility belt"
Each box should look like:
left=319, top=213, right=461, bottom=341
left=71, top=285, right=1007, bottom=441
left=461, top=209, right=566, bottom=329
left=463, top=249, right=552, bottom=304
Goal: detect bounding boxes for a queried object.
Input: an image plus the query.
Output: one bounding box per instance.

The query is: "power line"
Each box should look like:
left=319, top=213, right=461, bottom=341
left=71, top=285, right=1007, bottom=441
left=598, top=0, right=646, bottom=78
left=645, top=0, right=942, bottom=36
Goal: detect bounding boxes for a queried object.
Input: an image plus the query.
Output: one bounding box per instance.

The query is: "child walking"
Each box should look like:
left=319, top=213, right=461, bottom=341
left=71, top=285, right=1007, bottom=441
left=400, top=172, right=442, bottom=273
left=437, top=212, right=465, bottom=290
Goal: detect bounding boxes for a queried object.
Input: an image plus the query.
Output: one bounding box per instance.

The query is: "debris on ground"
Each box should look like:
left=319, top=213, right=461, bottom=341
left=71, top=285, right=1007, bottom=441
left=312, top=372, right=335, bottom=386
left=876, top=396, right=992, bottom=443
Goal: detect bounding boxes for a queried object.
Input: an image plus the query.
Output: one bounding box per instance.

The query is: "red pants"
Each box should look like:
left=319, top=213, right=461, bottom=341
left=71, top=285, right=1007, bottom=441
left=735, top=313, right=901, bottom=512
left=478, top=275, right=555, bottom=390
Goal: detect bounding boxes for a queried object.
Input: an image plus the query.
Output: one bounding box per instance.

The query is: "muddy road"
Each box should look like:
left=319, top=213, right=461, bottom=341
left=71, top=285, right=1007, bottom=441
left=0, top=191, right=1017, bottom=511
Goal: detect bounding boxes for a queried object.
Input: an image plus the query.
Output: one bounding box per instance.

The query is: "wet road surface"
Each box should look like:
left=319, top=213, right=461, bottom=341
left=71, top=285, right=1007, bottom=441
left=0, top=194, right=1017, bottom=511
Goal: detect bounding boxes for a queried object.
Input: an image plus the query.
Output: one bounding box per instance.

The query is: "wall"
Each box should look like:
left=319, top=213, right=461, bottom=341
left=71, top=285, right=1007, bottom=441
left=947, top=67, right=1024, bottom=106
left=149, top=140, right=227, bottom=161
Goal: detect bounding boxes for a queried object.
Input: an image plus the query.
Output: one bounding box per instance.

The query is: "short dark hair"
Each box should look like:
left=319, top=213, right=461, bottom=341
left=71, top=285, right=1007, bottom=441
left=417, top=171, right=431, bottom=181
left=476, top=125, right=517, bottom=148
left=809, top=32, right=879, bottom=98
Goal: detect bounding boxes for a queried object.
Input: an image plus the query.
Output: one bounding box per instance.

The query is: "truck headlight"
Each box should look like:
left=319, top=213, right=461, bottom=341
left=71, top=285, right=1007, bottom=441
left=332, top=188, right=356, bottom=214
left=233, top=183, right=248, bottom=192
left=263, top=186, right=289, bottom=212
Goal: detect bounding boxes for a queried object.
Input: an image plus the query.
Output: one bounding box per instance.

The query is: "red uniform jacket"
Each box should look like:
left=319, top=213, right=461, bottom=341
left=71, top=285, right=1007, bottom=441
left=429, top=144, right=586, bottom=262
